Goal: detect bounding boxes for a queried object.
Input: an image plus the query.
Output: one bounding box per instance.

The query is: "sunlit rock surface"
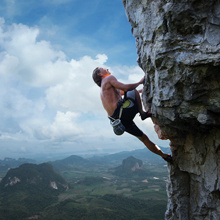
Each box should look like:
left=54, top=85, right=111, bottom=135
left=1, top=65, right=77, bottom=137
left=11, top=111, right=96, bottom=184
left=123, top=0, right=220, bottom=219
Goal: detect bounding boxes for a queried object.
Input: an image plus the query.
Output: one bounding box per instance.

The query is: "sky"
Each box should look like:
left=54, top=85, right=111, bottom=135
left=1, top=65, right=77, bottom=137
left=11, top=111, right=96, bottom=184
left=0, top=0, right=169, bottom=160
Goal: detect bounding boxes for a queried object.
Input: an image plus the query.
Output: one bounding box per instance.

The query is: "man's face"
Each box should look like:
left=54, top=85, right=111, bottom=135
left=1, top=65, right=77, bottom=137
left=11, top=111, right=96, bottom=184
left=99, top=68, right=111, bottom=77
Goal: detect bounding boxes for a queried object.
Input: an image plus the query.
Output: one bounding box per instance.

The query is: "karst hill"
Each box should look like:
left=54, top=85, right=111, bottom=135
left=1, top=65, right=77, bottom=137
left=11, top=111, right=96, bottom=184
left=123, top=0, right=220, bottom=219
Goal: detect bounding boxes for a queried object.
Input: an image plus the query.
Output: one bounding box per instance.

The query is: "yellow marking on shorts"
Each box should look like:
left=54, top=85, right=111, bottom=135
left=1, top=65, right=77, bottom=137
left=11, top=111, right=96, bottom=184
left=123, top=100, right=131, bottom=108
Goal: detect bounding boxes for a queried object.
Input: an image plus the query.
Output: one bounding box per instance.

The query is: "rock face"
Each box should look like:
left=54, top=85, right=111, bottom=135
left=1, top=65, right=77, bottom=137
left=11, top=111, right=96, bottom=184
left=123, top=0, right=220, bottom=219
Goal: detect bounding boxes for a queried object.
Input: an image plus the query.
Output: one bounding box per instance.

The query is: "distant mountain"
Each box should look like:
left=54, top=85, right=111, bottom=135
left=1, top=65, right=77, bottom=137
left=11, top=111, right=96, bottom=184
left=0, top=163, right=68, bottom=219
left=53, top=155, right=89, bottom=166
left=0, top=147, right=170, bottom=179
left=0, top=157, right=36, bottom=169
left=1, top=163, right=68, bottom=191
left=0, top=157, right=37, bottom=177
left=110, top=156, right=153, bottom=177
left=89, top=147, right=171, bottom=165
left=121, top=156, right=143, bottom=171
left=49, top=155, right=95, bottom=172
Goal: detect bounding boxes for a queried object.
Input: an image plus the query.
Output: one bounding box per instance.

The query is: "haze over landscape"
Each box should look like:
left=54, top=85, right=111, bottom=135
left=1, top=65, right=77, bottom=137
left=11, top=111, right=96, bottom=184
left=0, top=0, right=169, bottom=160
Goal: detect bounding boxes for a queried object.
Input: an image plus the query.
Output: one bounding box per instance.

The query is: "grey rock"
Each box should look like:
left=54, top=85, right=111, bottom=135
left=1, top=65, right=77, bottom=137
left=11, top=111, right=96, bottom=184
left=123, top=0, right=220, bottom=219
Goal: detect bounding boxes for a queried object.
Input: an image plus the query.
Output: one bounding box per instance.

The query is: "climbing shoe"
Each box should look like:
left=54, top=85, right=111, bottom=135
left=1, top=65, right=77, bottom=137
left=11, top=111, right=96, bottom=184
left=163, top=154, right=173, bottom=164
left=140, top=112, right=152, bottom=120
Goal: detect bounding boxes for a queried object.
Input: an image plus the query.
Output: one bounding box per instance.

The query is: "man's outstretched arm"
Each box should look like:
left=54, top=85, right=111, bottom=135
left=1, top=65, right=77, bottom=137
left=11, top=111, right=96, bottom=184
left=109, top=75, right=144, bottom=92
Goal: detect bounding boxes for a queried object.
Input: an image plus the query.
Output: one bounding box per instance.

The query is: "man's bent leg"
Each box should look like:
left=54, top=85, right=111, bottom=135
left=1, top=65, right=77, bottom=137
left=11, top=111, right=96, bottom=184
left=134, top=89, right=145, bottom=115
left=134, top=90, right=152, bottom=120
left=138, top=133, right=168, bottom=158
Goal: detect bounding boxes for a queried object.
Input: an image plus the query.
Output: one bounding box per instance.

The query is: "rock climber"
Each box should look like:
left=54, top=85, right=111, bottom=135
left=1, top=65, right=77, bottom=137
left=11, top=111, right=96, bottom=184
left=92, top=67, right=173, bottom=163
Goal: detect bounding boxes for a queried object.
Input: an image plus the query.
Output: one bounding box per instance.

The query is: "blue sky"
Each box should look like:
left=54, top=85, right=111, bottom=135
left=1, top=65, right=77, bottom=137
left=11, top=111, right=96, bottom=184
left=0, top=0, right=169, bottom=159
left=1, top=0, right=137, bottom=66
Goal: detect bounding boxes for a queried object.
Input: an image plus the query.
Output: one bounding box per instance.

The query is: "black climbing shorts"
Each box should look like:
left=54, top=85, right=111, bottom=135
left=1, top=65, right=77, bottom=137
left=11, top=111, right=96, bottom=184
left=109, top=90, right=143, bottom=138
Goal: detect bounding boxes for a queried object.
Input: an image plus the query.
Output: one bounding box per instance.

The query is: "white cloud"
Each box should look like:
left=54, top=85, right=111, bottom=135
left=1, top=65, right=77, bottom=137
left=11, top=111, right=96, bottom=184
left=112, top=65, right=144, bottom=79
left=0, top=21, right=68, bottom=87
left=0, top=19, right=110, bottom=145
left=41, top=111, right=82, bottom=141
left=0, top=18, right=168, bottom=158
left=45, top=54, right=108, bottom=113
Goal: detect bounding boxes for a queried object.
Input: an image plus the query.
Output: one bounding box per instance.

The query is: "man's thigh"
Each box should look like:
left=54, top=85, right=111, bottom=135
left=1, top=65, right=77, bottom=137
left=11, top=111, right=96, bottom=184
left=124, top=121, right=143, bottom=138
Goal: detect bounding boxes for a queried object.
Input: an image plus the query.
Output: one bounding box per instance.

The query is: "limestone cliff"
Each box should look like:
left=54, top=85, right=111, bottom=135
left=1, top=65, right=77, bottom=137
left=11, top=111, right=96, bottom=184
left=123, top=0, right=220, bottom=219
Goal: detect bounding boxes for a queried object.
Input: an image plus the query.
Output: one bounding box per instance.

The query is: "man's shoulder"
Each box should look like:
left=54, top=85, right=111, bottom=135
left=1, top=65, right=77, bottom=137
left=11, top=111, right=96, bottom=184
left=103, top=75, right=115, bottom=84
left=102, top=75, right=116, bottom=89
left=107, top=75, right=115, bottom=80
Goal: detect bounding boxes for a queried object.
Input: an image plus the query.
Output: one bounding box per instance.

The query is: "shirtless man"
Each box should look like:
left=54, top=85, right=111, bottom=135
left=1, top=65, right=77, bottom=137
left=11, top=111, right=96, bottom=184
left=92, top=67, right=173, bottom=163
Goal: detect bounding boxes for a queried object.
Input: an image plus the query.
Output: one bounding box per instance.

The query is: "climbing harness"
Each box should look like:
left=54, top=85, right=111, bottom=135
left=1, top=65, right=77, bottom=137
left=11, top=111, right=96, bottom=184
left=108, top=92, right=127, bottom=135
left=108, top=105, right=125, bottom=135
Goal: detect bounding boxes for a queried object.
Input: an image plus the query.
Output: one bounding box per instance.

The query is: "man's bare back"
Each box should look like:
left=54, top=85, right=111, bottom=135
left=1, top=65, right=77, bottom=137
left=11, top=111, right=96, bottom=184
left=100, top=75, right=122, bottom=116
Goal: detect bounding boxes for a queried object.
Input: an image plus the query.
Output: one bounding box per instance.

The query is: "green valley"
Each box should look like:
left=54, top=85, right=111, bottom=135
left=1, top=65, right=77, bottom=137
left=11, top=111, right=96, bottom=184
left=0, top=148, right=170, bottom=220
